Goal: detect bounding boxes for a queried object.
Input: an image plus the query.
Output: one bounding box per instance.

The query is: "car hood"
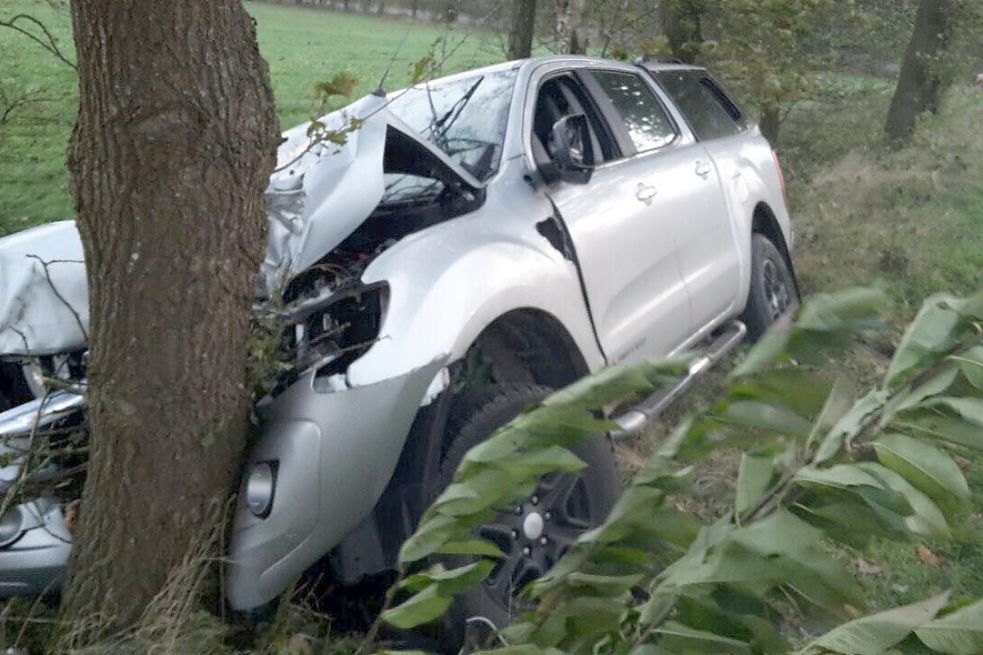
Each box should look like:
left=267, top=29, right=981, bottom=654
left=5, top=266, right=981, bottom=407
left=0, top=93, right=483, bottom=356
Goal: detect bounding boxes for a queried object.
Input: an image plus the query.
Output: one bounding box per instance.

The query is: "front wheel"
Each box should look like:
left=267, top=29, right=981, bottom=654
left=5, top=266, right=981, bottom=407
left=741, top=234, right=799, bottom=340
left=430, top=384, right=620, bottom=649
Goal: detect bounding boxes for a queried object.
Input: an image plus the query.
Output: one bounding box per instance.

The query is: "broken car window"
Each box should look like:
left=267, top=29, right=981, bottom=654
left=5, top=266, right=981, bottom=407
left=386, top=70, right=517, bottom=181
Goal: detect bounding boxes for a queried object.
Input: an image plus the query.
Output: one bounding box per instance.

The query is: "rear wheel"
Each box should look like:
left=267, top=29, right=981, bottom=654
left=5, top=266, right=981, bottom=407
left=741, top=233, right=798, bottom=340
left=431, top=384, right=620, bottom=649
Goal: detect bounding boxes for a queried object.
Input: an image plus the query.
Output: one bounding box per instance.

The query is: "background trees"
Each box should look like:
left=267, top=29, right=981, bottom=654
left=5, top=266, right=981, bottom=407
left=60, top=0, right=278, bottom=643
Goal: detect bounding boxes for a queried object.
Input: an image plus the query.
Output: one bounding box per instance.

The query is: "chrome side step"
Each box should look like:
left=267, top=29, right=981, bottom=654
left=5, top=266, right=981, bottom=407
left=611, top=321, right=747, bottom=439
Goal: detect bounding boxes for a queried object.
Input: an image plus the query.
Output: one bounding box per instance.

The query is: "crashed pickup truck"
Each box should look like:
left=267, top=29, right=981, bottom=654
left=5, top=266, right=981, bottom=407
left=0, top=56, right=797, bottom=634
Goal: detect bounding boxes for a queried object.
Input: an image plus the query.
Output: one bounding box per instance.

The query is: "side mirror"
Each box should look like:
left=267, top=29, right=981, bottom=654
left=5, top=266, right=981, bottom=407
left=548, top=114, right=594, bottom=184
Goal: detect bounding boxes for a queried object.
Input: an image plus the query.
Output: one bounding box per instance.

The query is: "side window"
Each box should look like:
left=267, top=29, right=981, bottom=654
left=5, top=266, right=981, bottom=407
left=654, top=70, right=748, bottom=142
left=590, top=70, right=676, bottom=154
left=533, top=75, right=618, bottom=164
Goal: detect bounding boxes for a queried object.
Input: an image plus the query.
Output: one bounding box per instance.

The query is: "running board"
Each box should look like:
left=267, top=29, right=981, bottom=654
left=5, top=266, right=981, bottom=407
left=610, top=321, right=747, bottom=439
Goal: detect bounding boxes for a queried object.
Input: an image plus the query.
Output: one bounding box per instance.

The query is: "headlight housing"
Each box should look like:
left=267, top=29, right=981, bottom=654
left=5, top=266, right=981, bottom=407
left=245, top=462, right=276, bottom=518
left=284, top=282, right=388, bottom=377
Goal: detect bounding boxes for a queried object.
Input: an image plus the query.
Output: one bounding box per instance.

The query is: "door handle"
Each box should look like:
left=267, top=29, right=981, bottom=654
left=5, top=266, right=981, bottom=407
left=695, top=160, right=712, bottom=179
left=635, top=182, right=658, bottom=204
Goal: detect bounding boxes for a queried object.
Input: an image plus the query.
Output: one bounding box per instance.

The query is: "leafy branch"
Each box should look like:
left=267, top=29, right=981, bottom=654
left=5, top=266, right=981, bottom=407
left=375, top=286, right=983, bottom=655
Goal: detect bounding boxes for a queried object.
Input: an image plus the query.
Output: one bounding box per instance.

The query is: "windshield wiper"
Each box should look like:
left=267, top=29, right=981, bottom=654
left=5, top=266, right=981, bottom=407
left=430, top=75, right=484, bottom=141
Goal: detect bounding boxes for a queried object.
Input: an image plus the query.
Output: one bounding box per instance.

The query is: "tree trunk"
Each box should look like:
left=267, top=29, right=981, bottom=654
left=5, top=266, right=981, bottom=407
left=509, top=0, right=537, bottom=59
left=885, top=0, right=955, bottom=144
left=661, top=0, right=704, bottom=63
left=61, top=0, right=279, bottom=643
left=555, top=0, right=587, bottom=54
left=759, top=105, right=781, bottom=146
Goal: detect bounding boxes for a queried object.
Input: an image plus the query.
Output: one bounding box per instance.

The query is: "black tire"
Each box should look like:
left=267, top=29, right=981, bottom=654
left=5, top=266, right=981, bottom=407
left=431, top=383, right=620, bottom=649
left=741, top=233, right=799, bottom=341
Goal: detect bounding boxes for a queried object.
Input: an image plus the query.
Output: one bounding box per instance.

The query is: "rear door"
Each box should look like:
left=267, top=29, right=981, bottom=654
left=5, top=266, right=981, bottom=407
left=531, top=65, right=695, bottom=362
left=650, top=69, right=746, bottom=327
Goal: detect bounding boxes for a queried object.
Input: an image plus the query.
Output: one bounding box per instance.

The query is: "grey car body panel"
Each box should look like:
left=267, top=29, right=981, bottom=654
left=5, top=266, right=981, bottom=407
left=0, top=221, right=87, bottom=356
left=0, top=56, right=794, bottom=608
left=226, top=357, right=444, bottom=609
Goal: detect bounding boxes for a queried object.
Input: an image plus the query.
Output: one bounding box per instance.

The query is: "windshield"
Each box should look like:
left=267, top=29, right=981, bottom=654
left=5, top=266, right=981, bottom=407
left=386, top=69, right=517, bottom=181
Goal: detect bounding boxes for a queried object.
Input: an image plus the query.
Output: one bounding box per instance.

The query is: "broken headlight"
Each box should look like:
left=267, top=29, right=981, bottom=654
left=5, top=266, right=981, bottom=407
left=283, top=282, right=388, bottom=378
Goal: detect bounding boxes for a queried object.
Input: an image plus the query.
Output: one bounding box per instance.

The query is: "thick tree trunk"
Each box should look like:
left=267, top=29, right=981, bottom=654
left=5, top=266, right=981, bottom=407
left=661, top=0, right=704, bottom=63
left=555, top=0, right=587, bottom=54
left=885, top=0, right=955, bottom=144
left=509, top=0, right=537, bottom=60
left=62, top=0, right=278, bottom=642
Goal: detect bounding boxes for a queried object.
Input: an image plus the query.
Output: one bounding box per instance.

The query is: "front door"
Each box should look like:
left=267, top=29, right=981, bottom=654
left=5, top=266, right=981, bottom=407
left=531, top=66, right=696, bottom=363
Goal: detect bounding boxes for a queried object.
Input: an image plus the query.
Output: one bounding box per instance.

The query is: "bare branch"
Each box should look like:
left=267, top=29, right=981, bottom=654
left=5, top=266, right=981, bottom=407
left=0, top=13, right=76, bottom=70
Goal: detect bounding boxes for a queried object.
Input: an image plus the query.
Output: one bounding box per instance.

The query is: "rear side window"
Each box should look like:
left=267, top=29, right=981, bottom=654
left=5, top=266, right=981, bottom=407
left=590, top=70, right=676, bottom=153
left=654, top=70, right=748, bottom=142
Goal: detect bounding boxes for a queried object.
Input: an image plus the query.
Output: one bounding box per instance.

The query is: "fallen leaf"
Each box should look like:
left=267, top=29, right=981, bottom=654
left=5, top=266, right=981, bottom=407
left=917, top=544, right=942, bottom=567
left=856, top=558, right=884, bottom=576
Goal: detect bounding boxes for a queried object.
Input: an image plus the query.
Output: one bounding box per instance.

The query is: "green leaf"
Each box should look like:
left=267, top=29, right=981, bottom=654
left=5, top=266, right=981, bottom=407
left=735, top=454, right=773, bottom=517
left=382, top=584, right=452, bottom=629
left=951, top=345, right=983, bottom=390
left=399, top=560, right=496, bottom=595
left=435, top=539, right=505, bottom=558
left=886, top=293, right=978, bottom=388
left=873, top=433, right=969, bottom=510
left=711, top=400, right=814, bottom=439
left=855, top=462, right=949, bottom=539
left=563, top=572, right=643, bottom=597
left=798, top=592, right=949, bottom=655
left=654, top=620, right=751, bottom=654
left=894, top=413, right=983, bottom=451
left=807, top=378, right=855, bottom=450
left=915, top=599, right=983, bottom=655
left=815, top=389, right=889, bottom=464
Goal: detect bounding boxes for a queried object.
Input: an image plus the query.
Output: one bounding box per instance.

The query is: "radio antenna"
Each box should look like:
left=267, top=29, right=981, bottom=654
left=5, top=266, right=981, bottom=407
left=374, top=26, right=412, bottom=97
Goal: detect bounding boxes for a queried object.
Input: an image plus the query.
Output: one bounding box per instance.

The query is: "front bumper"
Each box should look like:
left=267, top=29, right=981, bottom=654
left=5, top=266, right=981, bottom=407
left=0, top=500, right=71, bottom=597
left=226, top=358, right=444, bottom=610
left=0, top=359, right=443, bottom=607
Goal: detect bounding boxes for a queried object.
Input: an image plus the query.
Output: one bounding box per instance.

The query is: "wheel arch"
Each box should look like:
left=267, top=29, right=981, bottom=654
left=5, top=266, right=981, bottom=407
left=327, top=306, right=592, bottom=583
left=751, top=202, right=800, bottom=298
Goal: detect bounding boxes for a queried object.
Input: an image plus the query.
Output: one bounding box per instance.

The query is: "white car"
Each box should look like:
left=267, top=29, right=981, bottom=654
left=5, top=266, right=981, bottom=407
left=0, top=55, right=796, bottom=638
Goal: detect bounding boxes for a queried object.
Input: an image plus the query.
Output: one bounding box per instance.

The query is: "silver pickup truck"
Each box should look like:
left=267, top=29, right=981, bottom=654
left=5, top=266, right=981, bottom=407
left=0, top=55, right=796, bottom=635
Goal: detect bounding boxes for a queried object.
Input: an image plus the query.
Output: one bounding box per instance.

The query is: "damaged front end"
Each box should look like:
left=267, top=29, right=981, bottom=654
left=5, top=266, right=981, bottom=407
left=0, top=67, right=515, bottom=603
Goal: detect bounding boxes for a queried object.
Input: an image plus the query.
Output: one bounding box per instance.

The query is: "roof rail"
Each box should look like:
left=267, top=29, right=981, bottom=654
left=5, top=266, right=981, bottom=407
left=633, top=54, right=684, bottom=66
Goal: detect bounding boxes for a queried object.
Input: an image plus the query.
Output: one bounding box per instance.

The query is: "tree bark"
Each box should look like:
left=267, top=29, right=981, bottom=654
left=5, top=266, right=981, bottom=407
left=62, top=0, right=279, bottom=643
left=759, top=105, right=781, bottom=146
left=885, top=0, right=955, bottom=144
left=509, top=0, right=537, bottom=59
left=661, top=0, right=704, bottom=63
left=555, top=0, right=587, bottom=54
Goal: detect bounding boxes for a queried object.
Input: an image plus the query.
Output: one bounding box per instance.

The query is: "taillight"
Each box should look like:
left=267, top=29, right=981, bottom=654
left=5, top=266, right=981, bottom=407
left=772, top=150, right=787, bottom=203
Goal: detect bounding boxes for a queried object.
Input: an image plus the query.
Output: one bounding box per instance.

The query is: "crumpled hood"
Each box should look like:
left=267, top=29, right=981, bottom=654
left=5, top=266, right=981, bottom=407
left=0, top=221, right=88, bottom=356
left=0, top=93, right=482, bottom=356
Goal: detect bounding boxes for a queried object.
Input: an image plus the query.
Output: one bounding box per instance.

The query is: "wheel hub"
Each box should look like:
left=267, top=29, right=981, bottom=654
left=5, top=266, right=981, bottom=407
left=522, top=512, right=544, bottom=540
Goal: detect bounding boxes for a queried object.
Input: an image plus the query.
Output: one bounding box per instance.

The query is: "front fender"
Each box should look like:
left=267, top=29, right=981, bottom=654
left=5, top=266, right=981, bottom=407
left=348, top=208, right=604, bottom=387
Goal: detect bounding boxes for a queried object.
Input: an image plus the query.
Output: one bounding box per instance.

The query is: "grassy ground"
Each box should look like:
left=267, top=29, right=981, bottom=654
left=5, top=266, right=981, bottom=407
left=0, top=0, right=501, bottom=236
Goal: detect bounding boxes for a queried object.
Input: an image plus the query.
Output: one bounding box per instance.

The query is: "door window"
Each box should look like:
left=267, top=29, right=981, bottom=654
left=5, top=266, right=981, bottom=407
left=533, top=75, right=619, bottom=164
left=590, top=70, right=676, bottom=154
left=653, top=70, right=749, bottom=141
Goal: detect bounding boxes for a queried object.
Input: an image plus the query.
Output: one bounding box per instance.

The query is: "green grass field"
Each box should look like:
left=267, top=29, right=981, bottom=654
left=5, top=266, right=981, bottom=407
left=0, top=0, right=501, bottom=235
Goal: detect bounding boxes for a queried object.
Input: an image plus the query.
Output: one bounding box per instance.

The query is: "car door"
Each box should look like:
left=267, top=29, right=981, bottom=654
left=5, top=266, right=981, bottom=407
left=530, top=68, right=693, bottom=363
left=651, top=69, right=745, bottom=327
